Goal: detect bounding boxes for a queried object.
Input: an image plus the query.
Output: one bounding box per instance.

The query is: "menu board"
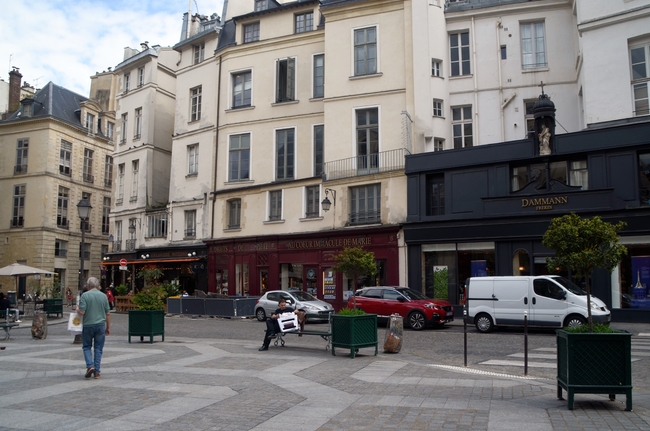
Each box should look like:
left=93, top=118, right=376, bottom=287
left=323, top=270, right=336, bottom=300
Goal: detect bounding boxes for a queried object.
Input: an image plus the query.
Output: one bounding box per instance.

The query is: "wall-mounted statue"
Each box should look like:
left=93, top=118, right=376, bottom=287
left=539, top=124, right=551, bottom=155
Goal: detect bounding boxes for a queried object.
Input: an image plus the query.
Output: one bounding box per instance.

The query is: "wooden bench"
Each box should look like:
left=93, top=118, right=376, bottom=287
left=0, top=323, right=19, bottom=340
left=274, top=311, right=332, bottom=350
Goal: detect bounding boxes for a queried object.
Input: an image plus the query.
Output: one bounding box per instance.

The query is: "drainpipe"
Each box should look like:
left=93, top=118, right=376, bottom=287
left=471, top=17, right=479, bottom=145
left=497, top=18, right=505, bottom=141
left=210, top=54, right=223, bottom=240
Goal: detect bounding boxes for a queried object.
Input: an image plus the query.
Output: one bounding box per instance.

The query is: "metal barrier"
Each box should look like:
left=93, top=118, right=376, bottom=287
left=167, top=297, right=259, bottom=318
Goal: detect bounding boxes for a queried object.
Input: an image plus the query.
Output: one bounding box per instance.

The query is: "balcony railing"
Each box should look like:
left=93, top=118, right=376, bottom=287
left=125, top=239, right=136, bottom=252
left=113, top=241, right=122, bottom=252
left=184, top=229, right=196, bottom=238
left=349, top=210, right=381, bottom=226
left=83, top=173, right=94, bottom=183
left=57, top=218, right=69, bottom=229
left=14, top=164, right=28, bottom=175
left=10, top=217, right=24, bottom=228
left=104, top=179, right=112, bottom=188
left=59, top=165, right=71, bottom=176
left=322, top=148, right=409, bottom=181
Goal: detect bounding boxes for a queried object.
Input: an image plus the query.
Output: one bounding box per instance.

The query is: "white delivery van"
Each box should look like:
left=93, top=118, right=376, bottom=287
left=466, top=276, right=610, bottom=333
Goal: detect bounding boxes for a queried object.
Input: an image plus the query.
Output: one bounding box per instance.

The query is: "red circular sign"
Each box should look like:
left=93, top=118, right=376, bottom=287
left=119, top=259, right=127, bottom=266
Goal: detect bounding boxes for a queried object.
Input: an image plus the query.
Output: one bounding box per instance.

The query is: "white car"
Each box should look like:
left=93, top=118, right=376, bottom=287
left=255, top=290, right=333, bottom=321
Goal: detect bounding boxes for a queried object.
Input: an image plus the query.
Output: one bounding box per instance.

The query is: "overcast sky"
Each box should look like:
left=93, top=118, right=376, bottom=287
left=1, top=0, right=225, bottom=97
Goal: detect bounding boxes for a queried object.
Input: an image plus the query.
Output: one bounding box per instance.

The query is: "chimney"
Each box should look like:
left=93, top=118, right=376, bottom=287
left=8, top=67, right=23, bottom=114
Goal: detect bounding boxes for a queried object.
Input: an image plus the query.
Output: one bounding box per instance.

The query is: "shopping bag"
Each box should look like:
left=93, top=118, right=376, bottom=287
left=278, top=312, right=299, bottom=333
left=383, top=313, right=403, bottom=353
left=68, top=312, right=83, bottom=332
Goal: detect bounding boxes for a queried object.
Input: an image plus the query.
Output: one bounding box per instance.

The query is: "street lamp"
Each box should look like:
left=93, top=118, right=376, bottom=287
left=321, top=188, right=336, bottom=212
left=75, top=198, right=92, bottom=344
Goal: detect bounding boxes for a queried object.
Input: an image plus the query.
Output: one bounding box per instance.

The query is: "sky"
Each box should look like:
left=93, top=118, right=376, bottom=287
left=0, top=0, right=225, bottom=98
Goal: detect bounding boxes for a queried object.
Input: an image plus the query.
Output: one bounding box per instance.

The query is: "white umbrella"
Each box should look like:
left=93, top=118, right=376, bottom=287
left=0, top=263, right=53, bottom=277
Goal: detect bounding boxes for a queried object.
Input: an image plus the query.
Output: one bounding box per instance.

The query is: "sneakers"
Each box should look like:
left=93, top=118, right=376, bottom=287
left=14, top=320, right=21, bottom=323
left=94, top=373, right=100, bottom=379
left=85, top=367, right=95, bottom=378
left=258, top=346, right=268, bottom=351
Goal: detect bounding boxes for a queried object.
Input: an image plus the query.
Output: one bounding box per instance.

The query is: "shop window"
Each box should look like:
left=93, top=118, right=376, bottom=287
left=279, top=263, right=303, bottom=290
left=235, top=263, right=249, bottom=296
left=511, top=160, right=587, bottom=192
left=639, top=152, right=650, bottom=206
left=613, top=239, right=650, bottom=309
left=513, top=249, right=530, bottom=276
left=426, top=174, right=445, bottom=216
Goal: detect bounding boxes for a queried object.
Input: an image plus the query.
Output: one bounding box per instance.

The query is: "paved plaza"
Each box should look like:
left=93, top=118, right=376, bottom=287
left=0, top=313, right=649, bottom=431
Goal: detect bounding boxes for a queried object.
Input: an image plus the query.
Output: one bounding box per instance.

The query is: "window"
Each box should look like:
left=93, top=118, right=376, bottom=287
left=433, top=99, right=443, bottom=117
left=57, top=186, right=69, bottom=228
left=193, top=43, right=205, bottom=65
left=121, top=113, right=128, bottom=144
left=114, top=221, right=122, bottom=251
left=452, top=106, right=473, bottom=148
left=511, top=160, right=588, bottom=192
left=104, top=155, right=113, bottom=187
left=350, top=184, right=381, bottom=225
left=188, top=144, right=199, bottom=175
left=190, top=86, right=202, bottom=121
left=295, top=11, right=313, bottom=34
left=244, top=22, right=260, bottom=43
left=79, top=242, right=90, bottom=260
left=131, top=160, right=139, bottom=200
left=305, top=186, right=320, bottom=218
left=134, top=108, right=142, bottom=139
left=356, top=108, right=379, bottom=171
left=12, top=184, right=25, bottom=228
left=269, top=190, right=282, bottom=221
left=313, top=54, right=324, bottom=98
left=276, top=58, right=296, bottom=103
left=228, top=199, right=241, bottom=229
left=431, top=59, right=441, bottom=77
left=232, top=71, right=252, bottom=108
left=520, top=22, right=546, bottom=69
left=102, top=197, right=111, bottom=234
left=434, top=138, right=444, bottom=152
left=449, top=31, right=470, bottom=76
left=83, top=149, right=94, bottom=183
left=354, top=27, right=377, bottom=76
left=185, top=210, right=196, bottom=238
left=106, top=121, right=114, bottom=140
left=501, top=45, right=507, bottom=60
left=146, top=212, right=168, bottom=238
left=117, top=163, right=125, bottom=203
left=124, top=73, right=130, bottom=92
left=524, top=100, right=536, bottom=137
left=229, top=134, right=250, bottom=181
left=55, top=239, right=68, bottom=258
left=86, top=113, right=95, bottom=133
left=569, top=160, right=588, bottom=190
left=640, top=153, right=650, bottom=205
left=15, top=139, right=28, bottom=174
left=631, top=42, right=650, bottom=116
left=426, top=175, right=445, bottom=216
left=313, top=125, right=324, bottom=176
left=59, top=140, right=72, bottom=176
left=276, top=129, right=295, bottom=180
left=138, top=67, right=145, bottom=86
left=255, top=0, right=268, bottom=11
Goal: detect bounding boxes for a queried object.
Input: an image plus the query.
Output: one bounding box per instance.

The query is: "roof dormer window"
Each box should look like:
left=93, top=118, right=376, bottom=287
left=20, top=99, right=35, bottom=117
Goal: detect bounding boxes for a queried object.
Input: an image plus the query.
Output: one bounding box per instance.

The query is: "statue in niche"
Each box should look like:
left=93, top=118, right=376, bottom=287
left=539, top=124, right=551, bottom=155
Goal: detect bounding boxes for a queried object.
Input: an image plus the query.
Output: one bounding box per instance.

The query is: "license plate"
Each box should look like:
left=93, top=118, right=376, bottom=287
left=446, top=312, right=453, bottom=317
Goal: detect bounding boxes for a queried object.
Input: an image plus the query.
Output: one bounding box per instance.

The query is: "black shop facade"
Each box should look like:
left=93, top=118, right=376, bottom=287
left=205, top=226, right=400, bottom=311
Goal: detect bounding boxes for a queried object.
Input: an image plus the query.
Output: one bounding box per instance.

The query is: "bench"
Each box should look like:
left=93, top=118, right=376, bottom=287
left=0, top=309, right=23, bottom=322
left=273, top=311, right=332, bottom=350
left=0, top=323, right=19, bottom=340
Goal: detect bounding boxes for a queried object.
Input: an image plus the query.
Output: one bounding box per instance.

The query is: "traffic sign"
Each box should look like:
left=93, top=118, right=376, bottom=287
left=119, top=259, right=127, bottom=266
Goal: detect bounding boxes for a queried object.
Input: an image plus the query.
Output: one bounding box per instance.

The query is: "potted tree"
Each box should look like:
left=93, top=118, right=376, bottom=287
left=330, top=246, right=379, bottom=358
left=542, top=213, right=631, bottom=410
left=128, top=266, right=166, bottom=343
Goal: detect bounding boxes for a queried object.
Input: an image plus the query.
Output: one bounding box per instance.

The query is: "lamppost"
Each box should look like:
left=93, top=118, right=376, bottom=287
left=75, top=198, right=92, bottom=344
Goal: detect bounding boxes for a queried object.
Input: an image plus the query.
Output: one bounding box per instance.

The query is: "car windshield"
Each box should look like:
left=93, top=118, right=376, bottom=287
left=551, top=276, right=586, bottom=296
left=395, top=288, right=427, bottom=300
left=291, top=290, right=317, bottom=301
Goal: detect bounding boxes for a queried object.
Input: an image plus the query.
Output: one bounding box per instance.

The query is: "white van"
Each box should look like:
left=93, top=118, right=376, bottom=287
left=466, top=276, right=610, bottom=333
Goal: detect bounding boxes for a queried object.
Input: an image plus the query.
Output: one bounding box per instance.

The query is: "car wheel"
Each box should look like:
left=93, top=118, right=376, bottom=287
left=475, top=313, right=494, bottom=333
left=408, top=311, right=426, bottom=331
left=564, top=314, right=586, bottom=328
left=255, top=308, right=266, bottom=322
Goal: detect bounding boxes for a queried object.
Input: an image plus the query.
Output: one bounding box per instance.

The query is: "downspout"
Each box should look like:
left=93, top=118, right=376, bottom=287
left=210, top=54, right=222, bottom=240
left=471, top=17, right=479, bottom=145
left=496, top=18, right=505, bottom=141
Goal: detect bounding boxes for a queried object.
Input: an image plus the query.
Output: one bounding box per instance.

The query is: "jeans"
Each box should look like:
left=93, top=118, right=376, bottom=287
left=82, top=324, right=106, bottom=374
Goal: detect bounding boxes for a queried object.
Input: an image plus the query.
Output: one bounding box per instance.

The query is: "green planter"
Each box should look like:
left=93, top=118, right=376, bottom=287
left=556, top=329, right=632, bottom=411
left=43, top=298, right=63, bottom=318
left=128, top=309, right=165, bottom=343
left=331, top=314, right=378, bottom=358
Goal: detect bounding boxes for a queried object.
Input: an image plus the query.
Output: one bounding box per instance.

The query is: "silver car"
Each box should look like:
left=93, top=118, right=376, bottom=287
left=255, top=290, right=333, bottom=321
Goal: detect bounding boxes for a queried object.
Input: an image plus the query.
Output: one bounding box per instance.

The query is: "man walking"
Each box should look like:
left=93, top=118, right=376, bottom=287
left=77, top=277, right=110, bottom=379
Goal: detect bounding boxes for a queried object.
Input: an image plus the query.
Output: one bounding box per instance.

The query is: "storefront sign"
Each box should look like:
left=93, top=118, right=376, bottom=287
left=521, top=196, right=568, bottom=211
left=285, top=237, right=372, bottom=250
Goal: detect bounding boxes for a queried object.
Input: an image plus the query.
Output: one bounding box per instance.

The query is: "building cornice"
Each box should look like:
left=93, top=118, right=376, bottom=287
left=577, top=4, right=650, bottom=34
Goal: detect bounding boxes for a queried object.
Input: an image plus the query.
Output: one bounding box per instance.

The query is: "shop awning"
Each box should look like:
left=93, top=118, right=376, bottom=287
left=102, top=257, right=202, bottom=266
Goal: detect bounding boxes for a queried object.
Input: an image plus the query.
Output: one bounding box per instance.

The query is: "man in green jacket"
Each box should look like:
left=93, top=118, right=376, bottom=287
left=77, top=277, right=111, bottom=379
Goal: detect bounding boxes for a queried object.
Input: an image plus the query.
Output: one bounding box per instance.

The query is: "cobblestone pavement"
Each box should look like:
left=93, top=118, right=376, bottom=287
left=0, top=313, right=648, bottom=431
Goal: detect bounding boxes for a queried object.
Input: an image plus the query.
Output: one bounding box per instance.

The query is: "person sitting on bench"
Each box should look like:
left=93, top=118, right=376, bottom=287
left=0, top=292, right=20, bottom=323
left=259, top=298, right=297, bottom=351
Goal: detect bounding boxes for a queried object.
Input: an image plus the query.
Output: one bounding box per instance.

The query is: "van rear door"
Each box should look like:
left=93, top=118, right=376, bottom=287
left=493, top=278, right=529, bottom=325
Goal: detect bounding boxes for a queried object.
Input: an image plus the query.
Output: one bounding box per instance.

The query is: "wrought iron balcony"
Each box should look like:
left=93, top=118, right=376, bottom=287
left=10, top=217, right=24, bottom=228
left=104, top=179, right=112, bottom=188
left=125, top=239, right=136, bottom=252
left=113, top=241, right=122, bottom=252
left=322, top=148, right=409, bottom=181
left=14, top=164, right=28, bottom=175
left=59, top=165, right=71, bottom=176
left=57, top=218, right=69, bottom=229
left=83, top=173, right=94, bottom=183
left=349, top=210, right=381, bottom=226
left=184, top=228, right=196, bottom=238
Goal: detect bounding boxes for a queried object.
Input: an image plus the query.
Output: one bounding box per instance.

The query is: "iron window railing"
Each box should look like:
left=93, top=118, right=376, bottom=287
left=14, top=164, right=28, bottom=174
left=10, top=217, right=24, bottom=228
left=125, top=239, right=136, bottom=252
left=322, top=148, right=409, bottom=181
left=349, top=209, right=381, bottom=226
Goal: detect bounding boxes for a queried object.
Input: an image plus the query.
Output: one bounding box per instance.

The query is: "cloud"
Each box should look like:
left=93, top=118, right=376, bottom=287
left=0, top=0, right=224, bottom=97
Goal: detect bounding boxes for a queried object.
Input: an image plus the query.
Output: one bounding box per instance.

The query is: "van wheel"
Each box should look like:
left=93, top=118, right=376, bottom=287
left=564, top=315, right=586, bottom=328
left=255, top=308, right=266, bottom=322
left=475, top=314, right=494, bottom=333
left=408, top=311, right=426, bottom=331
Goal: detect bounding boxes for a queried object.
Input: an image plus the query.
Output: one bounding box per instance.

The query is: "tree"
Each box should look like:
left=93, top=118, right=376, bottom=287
left=542, top=213, right=627, bottom=331
left=332, top=246, right=377, bottom=309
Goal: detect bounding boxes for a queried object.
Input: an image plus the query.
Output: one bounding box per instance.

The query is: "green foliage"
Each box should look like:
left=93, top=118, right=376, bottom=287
left=333, top=246, right=377, bottom=309
left=337, top=307, right=366, bottom=316
left=433, top=267, right=448, bottom=299
left=161, top=282, right=180, bottom=298
left=115, top=284, right=129, bottom=296
left=132, top=285, right=168, bottom=310
left=543, top=213, right=627, bottom=331
left=137, top=266, right=164, bottom=289
left=563, top=323, right=617, bottom=333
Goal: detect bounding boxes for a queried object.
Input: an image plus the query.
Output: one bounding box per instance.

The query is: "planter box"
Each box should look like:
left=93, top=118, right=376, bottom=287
left=331, top=314, right=378, bottom=358
left=128, top=310, right=165, bottom=343
left=556, top=329, right=632, bottom=410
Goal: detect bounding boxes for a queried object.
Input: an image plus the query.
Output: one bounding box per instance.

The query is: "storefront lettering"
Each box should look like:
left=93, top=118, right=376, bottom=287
left=212, top=246, right=229, bottom=253
left=253, top=242, right=276, bottom=250
left=521, top=196, right=568, bottom=211
left=285, top=237, right=372, bottom=250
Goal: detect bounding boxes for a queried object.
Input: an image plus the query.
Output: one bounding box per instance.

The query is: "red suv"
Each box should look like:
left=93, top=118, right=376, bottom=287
left=348, top=286, right=454, bottom=330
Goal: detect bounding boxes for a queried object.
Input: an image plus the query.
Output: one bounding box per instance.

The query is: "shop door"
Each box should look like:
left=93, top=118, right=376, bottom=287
left=305, top=267, right=318, bottom=296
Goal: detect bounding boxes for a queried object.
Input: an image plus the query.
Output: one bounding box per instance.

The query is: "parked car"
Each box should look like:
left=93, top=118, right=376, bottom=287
left=348, top=286, right=454, bottom=330
left=255, top=290, right=334, bottom=321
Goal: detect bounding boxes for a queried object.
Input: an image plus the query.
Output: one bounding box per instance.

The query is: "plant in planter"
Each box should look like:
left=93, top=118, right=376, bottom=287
left=543, top=213, right=631, bottom=410
left=115, top=284, right=129, bottom=296
left=128, top=284, right=167, bottom=343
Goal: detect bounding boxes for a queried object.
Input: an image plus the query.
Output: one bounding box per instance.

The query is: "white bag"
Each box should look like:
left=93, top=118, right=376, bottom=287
left=278, top=313, right=299, bottom=333
left=68, top=312, right=83, bottom=333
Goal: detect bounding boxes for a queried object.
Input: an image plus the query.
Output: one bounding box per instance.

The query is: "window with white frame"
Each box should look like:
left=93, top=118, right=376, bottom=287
left=449, top=31, right=470, bottom=76
left=185, top=210, right=196, bottom=238
left=104, top=155, right=113, bottom=187
left=229, top=134, right=250, bottom=181
left=356, top=108, right=379, bottom=171
left=138, top=67, right=145, bottom=86
left=131, top=160, right=139, bottom=200
left=121, top=113, right=128, bottom=143
left=146, top=212, right=167, bottom=238
left=295, top=11, right=313, bottom=34
left=313, top=125, right=324, bottom=176
left=86, top=113, right=95, bottom=134
left=114, top=221, right=122, bottom=251
left=106, top=121, right=114, bottom=140
left=433, top=99, right=443, bottom=117
left=193, top=43, right=205, bottom=65
left=434, top=138, right=444, bottom=152
left=15, top=138, right=28, bottom=174
left=354, top=27, right=377, bottom=76
left=57, top=186, right=69, bottom=228
left=269, top=190, right=282, bottom=221
left=232, top=71, right=252, bottom=108
left=305, top=186, right=320, bottom=218
left=452, top=106, right=473, bottom=148
left=188, top=144, right=199, bottom=175
left=520, top=22, right=546, bottom=69
left=276, top=129, right=295, bottom=180
left=276, top=57, right=296, bottom=103
left=228, top=199, right=241, bottom=229
left=83, top=148, right=94, bottom=183
left=134, top=108, right=142, bottom=139
left=55, top=239, right=68, bottom=257
left=631, top=40, right=650, bottom=116
left=432, top=59, right=441, bottom=77
left=524, top=99, right=536, bottom=137
left=124, top=73, right=130, bottom=92
left=255, top=0, right=268, bottom=11
left=190, top=86, right=202, bottom=121
left=59, top=140, right=72, bottom=176
left=244, top=22, right=260, bottom=43
left=12, top=184, right=26, bottom=227
left=313, top=54, right=324, bottom=98
left=350, top=184, right=381, bottom=225
left=102, top=197, right=111, bottom=234
left=117, top=163, right=125, bottom=203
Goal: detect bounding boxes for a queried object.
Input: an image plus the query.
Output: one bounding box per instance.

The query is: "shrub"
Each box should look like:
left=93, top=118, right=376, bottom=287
left=115, top=284, right=129, bottom=296
left=132, top=285, right=168, bottom=310
left=337, top=307, right=366, bottom=316
left=563, top=323, right=617, bottom=333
